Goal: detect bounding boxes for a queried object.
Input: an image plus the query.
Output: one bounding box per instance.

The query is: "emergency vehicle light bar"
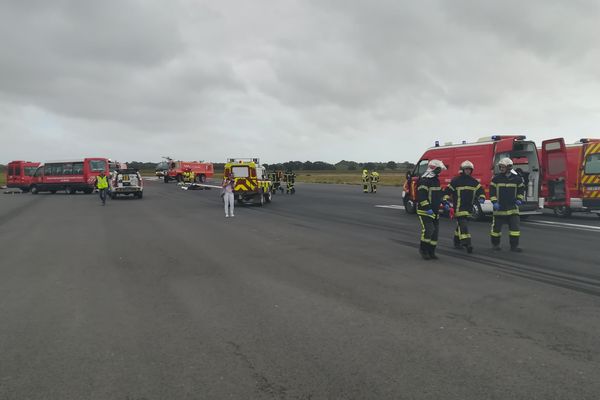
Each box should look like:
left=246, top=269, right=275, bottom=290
left=491, top=135, right=527, bottom=141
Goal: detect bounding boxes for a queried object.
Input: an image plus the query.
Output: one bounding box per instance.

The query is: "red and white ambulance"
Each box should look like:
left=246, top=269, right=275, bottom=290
left=539, top=138, right=600, bottom=217
left=6, top=160, right=40, bottom=192
left=403, top=135, right=543, bottom=219
left=30, top=158, right=109, bottom=194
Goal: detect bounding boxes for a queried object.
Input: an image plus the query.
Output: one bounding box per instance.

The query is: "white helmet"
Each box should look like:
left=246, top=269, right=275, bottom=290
left=428, top=159, right=447, bottom=170
left=498, top=158, right=513, bottom=167
left=460, top=160, right=474, bottom=170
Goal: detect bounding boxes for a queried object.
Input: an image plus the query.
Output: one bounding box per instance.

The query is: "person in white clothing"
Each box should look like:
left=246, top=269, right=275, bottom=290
left=222, top=175, right=235, bottom=217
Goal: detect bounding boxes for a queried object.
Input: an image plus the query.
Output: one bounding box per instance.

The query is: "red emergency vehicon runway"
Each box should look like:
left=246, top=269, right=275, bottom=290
left=6, top=160, right=40, bottom=192
left=403, top=136, right=543, bottom=219
left=30, top=158, right=109, bottom=194
left=539, top=138, right=600, bottom=217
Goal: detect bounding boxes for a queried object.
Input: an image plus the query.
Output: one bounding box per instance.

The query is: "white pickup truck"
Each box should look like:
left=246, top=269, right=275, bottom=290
left=109, top=168, right=143, bottom=199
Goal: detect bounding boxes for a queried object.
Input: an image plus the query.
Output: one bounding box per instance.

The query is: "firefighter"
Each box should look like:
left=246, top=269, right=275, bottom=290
left=445, top=160, right=486, bottom=253
left=183, top=168, right=194, bottom=183
left=95, top=171, right=109, bottom=206
left=490, top=158, right=525, bottom=252
left=362, top=169, right=370, bottom=193
left=417, top=160, right=447, bottom=260
left=370, top=171, right=380, bottom=193
left=285, top=168, right=296, bottom=194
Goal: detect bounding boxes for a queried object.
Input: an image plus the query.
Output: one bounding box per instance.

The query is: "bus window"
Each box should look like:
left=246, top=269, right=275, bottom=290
left=14, top=164, right=21, bottom=177
left=63, top=163, right=73, bottom=175
left=44, top=165, right=53, bottom=176
left=34, top=167, right=42, bottom=177
left=585, top=154, right=600, bottom=175
left=89, top=160, right=106, bottom=172
left=73, top=162, right=84, bottom=175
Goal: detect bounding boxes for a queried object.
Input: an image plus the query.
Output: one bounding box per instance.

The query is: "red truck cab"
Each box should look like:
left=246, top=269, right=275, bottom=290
left=6, top=161, right=40, bottom=192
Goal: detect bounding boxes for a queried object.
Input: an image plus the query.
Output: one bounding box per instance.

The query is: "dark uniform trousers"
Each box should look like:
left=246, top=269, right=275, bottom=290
left=454, top=216, right=471, bottom=247
left=419, top=215, right=440, bottom=253
left=491, top=214, right=520, bottom=247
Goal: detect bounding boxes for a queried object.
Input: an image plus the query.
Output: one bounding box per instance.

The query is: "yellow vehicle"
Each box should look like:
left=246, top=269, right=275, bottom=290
left=224, top=158, right=273, bottom=206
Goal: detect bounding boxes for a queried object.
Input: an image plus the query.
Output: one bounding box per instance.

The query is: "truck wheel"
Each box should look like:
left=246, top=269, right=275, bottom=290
left=176, top=174, right=183, bottom=182
left=83, top=188, right=93, bottom=194
left=264, top=191, right=272, bottom=203
left=404, top=198, right=416, bottom=214
left=553, top=206, right=571, bottom=218
left=196, top=174, right=206, bottom=183
left=31, top=185, right=38, bottom=195
left=50, top=190, right=56, bottom=194
left=164, top=176, right=169, bottom=183
left=111, top=193, right=116, bottom=200
left=257, top=192, right=265, bottom=206
left=137, top=192, right=143, bottom=199
left=65, top=187, right=74, bottom=195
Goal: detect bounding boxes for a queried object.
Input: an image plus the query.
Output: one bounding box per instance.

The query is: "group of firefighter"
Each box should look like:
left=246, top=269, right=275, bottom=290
left=268, top=169, right=296, bottom=195
left=361, top=169, right=380, bottom=193
left=417, top=158, right=524, bottom=260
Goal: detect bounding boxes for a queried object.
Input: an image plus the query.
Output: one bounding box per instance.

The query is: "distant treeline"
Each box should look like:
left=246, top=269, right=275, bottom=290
left=127, top=160, right=414, bottom=172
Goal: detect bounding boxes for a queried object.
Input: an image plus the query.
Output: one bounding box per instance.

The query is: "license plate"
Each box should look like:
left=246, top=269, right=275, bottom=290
left=122, top=175, right=129, bottom=181
left=587, top=186, right=600, bottom=191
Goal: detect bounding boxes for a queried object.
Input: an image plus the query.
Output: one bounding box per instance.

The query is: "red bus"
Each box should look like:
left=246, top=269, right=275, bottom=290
left=6, top=160, right=41, bottom=192
left=30, top=158, right=109, bottom=194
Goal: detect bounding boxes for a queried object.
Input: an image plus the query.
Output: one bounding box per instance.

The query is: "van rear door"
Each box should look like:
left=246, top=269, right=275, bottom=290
left=541, top=138, right=569, bottom=205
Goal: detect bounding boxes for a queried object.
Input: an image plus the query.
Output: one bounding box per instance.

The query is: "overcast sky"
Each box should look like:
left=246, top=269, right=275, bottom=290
left=1, top=0, right=600, bottom=165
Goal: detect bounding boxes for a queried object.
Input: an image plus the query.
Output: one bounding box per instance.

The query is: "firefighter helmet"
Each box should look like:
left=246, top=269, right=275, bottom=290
left=498, top=158, right=513, bottom=167
left=460, top=160, right=474, bottom=171
left=428, top=160, right=447, bottom=170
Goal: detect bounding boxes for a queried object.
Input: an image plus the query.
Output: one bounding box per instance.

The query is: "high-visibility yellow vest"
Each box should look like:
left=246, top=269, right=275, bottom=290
left=97, top=175, right=108, bottom=189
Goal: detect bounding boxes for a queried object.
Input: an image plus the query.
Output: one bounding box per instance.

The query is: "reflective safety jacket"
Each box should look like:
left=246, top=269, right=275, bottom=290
left=417, top=176, right=443, bottom=218
left=444, top=174, right=485, bottom=217
left=371, top=171, right=380, bottom=183
left=96, top=175, right=108, bottom=189
left=362, top=171, right=369, bottom=183
left=490, top=172, right=525, bottom=215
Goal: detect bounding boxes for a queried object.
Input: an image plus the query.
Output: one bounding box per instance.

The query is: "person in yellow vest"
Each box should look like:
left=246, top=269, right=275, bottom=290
left=370, top=171, right=380, bottom=193
left=95, top=171, right=109, bottom=206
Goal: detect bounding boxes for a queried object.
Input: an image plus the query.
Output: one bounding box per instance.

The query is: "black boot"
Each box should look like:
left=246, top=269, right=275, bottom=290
left=429, top=246, right=439, bottom=260
left=420, top=242, right=431, bottom=260
left=510, top=237, right=522, bottom=252
left=453, top=236, right=462, bottom=249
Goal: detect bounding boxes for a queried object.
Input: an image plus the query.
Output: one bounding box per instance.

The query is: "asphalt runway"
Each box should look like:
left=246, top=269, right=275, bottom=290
left=1, top=181, right=599, bottom=400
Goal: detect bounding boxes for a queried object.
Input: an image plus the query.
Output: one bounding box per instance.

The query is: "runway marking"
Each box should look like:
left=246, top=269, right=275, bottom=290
left=525, top=220, right=600, bottom=233
left=375, top=205, right=405, bottom=210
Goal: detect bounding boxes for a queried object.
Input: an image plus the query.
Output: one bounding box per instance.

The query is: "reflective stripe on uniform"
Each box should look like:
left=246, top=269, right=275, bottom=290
left=509, top=231, right=521, bottom=237
left=493, top=209, right=520, bottom=216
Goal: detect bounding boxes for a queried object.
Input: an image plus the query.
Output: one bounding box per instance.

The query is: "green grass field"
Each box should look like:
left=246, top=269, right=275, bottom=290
left=0, top=169, right=6, bottom=186
left=295, top=170, right=406, bottom=186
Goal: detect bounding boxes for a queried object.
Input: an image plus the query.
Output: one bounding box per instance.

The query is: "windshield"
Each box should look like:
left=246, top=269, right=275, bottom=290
left=156, top=161, right=169, bottom=170
left=24, top=166, right=37, bottom=176
left=89, top=159, right=107, bottom=172
left=585, top=153, right=600, bottom=175
left=232, top=166, right=250, bottom=178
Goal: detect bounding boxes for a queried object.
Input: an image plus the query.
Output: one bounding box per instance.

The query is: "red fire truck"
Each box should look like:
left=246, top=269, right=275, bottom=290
left=6, top=160, right=40, bottom=192
left=30, top=158, right=109, bottom=194
left=161, top=159, right=214, bottom=183
left=539, top=138, right=600, bottom=217
left=403, top=135, right=543, bottom=219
